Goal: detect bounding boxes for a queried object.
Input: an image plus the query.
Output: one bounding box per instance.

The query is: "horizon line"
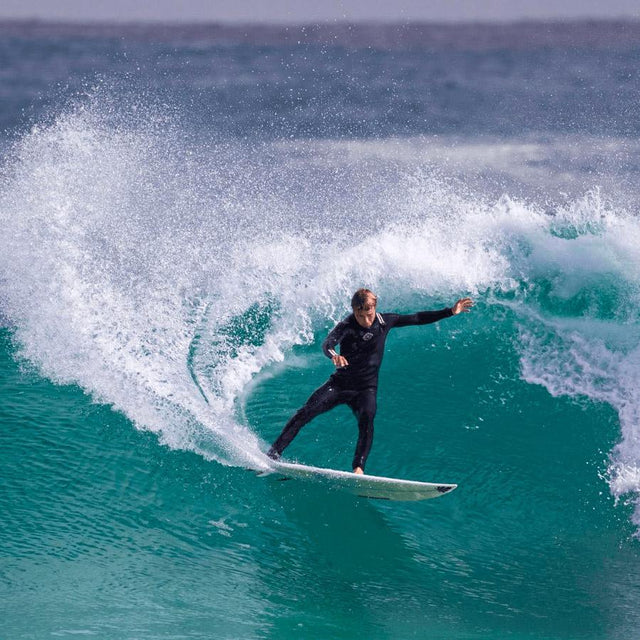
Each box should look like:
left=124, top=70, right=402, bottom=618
left=2, top=15, right=640, bottom=27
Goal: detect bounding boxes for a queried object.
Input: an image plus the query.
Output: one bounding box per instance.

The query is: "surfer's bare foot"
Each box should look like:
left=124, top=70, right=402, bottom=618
left=353, top=467, right=364, bottom=474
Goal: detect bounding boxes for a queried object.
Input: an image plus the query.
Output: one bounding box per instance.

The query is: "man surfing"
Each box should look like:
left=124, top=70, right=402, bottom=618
left=268, top=289, right=473, bottom=474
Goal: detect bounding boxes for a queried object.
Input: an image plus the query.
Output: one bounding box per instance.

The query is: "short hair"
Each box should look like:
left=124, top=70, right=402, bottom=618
left=351, top=288, right=377, bottom=309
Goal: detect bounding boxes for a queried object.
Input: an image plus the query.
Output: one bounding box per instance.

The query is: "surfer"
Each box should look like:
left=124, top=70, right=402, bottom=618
left=267, top=289, right=473, bottom=474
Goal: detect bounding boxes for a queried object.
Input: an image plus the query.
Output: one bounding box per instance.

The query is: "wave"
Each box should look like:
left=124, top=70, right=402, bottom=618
left=1, top=95, right=640, bottom=528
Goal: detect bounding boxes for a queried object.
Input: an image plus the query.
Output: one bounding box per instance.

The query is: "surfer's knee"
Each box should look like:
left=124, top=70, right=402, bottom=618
left=359, top=408, right=376, bottom=424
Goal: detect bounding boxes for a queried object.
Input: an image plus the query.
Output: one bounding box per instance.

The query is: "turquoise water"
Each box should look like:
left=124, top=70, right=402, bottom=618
left=3, top=20, right=640, bottom=639
left=2, top=317, right=638, bottom=639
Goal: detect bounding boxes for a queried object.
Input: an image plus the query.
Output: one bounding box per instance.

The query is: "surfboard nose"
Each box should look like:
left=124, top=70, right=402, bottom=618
left=437, top=485, right=456, bottom=493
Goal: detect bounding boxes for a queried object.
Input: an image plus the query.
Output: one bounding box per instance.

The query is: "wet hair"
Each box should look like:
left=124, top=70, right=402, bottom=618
left=351, top=288, right=378, bottom=309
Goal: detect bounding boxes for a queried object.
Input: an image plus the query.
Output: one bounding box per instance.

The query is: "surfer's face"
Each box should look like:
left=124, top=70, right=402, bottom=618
left=353, top=301, right=376, bottom=329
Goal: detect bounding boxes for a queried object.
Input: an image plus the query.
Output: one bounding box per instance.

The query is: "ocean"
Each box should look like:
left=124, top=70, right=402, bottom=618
left=1, top=19, right=640, bottom=639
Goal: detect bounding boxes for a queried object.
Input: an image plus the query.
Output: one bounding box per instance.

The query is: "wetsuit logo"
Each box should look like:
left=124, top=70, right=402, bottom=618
left=362, top=332, right=373, bottom=341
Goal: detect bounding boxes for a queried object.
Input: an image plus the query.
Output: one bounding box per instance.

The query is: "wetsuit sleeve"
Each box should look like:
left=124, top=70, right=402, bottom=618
left=321, top=319, right=350, bottom=358
left=385, top=308, right=453, bottom=329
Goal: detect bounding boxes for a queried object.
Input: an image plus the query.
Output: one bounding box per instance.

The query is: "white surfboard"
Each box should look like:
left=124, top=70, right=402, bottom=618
left=267, top=460, right=457, bottom=501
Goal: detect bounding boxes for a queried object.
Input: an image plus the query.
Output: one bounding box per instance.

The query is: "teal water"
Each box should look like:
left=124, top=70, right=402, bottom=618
left=3, top=20, right=640, bottom=639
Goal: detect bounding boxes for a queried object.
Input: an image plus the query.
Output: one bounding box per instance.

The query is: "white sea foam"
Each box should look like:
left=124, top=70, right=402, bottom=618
left=2, top=99, right=640, bottom=529
left=513, top=199, right=640, bottom=531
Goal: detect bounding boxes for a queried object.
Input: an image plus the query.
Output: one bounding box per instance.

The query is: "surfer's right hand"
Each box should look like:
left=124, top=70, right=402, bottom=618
left=332, top=355, right=348, bottom=368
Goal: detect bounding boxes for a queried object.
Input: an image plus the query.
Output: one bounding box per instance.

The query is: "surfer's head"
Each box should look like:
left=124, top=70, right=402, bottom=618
left=351, top=288, right=377, bottom=328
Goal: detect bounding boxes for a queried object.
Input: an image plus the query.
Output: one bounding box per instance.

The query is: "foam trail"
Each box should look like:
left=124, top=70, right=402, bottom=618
left=0, top=101, right=272, bottom=468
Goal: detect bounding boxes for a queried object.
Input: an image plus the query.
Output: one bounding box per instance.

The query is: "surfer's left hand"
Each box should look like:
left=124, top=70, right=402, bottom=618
left=452, top=298, right=473, bottom=315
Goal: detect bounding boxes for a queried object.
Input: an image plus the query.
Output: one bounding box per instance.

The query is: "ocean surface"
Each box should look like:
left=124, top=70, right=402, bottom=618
left=2, top=19, right=640, bottom=639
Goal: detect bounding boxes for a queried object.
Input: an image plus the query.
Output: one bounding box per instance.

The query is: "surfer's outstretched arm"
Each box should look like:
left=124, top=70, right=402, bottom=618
left=386, top=297, right=473, bottom=329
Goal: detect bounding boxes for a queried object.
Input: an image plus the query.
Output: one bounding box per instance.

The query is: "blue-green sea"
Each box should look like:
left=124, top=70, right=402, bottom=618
left=2, top=20, right=640, bottom=639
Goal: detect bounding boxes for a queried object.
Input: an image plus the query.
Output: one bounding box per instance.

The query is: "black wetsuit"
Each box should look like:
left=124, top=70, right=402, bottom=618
left=268, top=307, right=454, bottom=471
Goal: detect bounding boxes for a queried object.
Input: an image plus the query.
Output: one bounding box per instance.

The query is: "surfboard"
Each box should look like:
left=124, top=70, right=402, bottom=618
left=267, top=460, right=457, bottom=501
